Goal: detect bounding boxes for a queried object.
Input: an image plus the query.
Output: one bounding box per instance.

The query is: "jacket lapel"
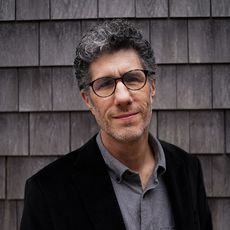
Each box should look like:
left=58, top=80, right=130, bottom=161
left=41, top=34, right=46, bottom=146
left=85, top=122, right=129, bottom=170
left=162, top=142, right=195, bottom=230
left=71, top=136, right=126, bottom=230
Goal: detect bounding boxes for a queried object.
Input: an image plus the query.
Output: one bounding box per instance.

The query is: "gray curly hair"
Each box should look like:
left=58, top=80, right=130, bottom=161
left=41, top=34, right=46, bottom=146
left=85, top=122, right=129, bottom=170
left=74, top=19, right=156, bottom=90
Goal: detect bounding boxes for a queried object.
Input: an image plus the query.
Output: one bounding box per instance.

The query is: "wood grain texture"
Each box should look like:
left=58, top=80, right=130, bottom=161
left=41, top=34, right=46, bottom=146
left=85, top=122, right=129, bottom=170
left=81, top=20, right=101, bottom=37
left=7, top=157, right=56, bottom=199
left=51, top=0, right=97, bottom=19
left=30, top=113, right=70, bottom=155
left=132, top=19, right=150, bottom=41
left=0, top=23, right=38, bottom=66
left=40, top=21, right=81, bottom=65
left=16, top=0, right=49, bottom=20
left=17, top=201, right=24, bottom=230
left=0, top=0, right=15, bottom=20
left=99, top=0, right=135, bottom=18
left=71, top=112, right=98, bottom=150
left=212, top=0, right=230, bottom=17
left=153, top=65, right=176, bottom=109
left=213, top=65, right=230, bottom=108
left=177, top=65, right=212, bottom=109
left=189, top=19, right=230, bottom=63
left=0, top=200, right=17, bottom=230
left=52, top=67, right=87, bottom=111
left=158, top=111, right=189, bottom=152
left=197, top=156, right=212, bottom=197
left=226, top=111, right=230, bottom=153
left=190, top=111, right=225, bottom=153
left=149, top=111, right=157, bottom=137
left=0, top=113, right=28, bottom=156
left=150, top=19, right=188, bottom=63
left=170, top=0, right=210, bottom=17
left=209, top=198, right=230, bottom=230
left=136, top=0, right=168, bottom=18
left=212, top=155, right=230, bottom=197
left=19, top=68, right=52, bottom=111
left=0, top=69, right=18, bottom=112
left=0, top=157, right=5, bottom=199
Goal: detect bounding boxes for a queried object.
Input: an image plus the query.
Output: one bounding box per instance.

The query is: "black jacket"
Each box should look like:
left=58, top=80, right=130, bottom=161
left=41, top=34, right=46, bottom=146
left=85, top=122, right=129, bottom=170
left=20, top=135, right=212, bottom=230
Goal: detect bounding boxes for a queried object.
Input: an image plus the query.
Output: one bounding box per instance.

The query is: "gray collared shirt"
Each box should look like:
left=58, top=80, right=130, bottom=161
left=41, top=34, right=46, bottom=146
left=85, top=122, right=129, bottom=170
left=96, top=133, right=175, bottom=230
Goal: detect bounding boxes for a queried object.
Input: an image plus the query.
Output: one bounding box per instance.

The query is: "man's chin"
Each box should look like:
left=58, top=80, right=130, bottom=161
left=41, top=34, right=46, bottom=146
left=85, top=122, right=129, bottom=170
left=108, top=127, right=146, bottom=143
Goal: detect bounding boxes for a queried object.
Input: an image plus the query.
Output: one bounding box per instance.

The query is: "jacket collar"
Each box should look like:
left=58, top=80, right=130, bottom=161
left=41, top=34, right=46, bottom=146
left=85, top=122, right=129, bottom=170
left=71, top=136, right=126, bottom=230
left=161, top=140, right=195, bottom=230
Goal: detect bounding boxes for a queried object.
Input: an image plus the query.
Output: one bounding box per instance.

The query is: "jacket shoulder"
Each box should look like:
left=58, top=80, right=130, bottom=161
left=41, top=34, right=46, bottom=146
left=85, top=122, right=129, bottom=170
left=159, top=140, right=199, bottom=166
left=28, top=135, right=98, bottom=184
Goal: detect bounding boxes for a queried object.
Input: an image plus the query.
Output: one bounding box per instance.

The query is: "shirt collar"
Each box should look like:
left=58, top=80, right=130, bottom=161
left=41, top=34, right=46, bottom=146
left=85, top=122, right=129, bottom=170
left=96, top=133, right=166, bottom=183
left=148, top=133, right=166, bottom=177
left=96, top=134, right=128, bottom=182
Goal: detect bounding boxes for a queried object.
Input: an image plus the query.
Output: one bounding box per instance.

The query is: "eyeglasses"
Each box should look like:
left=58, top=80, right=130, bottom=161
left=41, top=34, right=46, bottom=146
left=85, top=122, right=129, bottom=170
left=86, top=69, right=154, bottom=98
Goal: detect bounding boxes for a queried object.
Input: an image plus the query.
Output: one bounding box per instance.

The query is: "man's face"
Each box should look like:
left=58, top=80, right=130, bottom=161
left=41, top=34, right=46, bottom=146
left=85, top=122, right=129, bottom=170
left=81, top=49, right=155, bottom=144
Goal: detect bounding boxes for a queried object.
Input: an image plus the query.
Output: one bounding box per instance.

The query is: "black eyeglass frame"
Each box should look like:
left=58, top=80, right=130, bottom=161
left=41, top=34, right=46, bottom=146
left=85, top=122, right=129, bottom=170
left=85, top=69, right=155, bottom=98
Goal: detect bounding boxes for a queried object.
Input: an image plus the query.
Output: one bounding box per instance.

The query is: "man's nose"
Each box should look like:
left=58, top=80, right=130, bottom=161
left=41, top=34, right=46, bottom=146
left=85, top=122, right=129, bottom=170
left=113, top=81, right=133, bottom=105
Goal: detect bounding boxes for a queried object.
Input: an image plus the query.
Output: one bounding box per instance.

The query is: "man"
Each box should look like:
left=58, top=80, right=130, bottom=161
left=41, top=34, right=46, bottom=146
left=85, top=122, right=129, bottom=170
left=20, top=19, right=212, bottom=230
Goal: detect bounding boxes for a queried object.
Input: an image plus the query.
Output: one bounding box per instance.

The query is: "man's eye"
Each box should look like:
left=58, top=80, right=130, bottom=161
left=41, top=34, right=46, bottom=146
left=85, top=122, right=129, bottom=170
left=125, top=74, right=143, bottom=83
left=94, top=78, right=114, bottom=90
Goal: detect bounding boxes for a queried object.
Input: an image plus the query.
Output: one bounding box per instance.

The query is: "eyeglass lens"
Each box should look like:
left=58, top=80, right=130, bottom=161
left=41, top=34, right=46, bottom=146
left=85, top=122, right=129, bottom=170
left=92, top=70, right=147, bottom=97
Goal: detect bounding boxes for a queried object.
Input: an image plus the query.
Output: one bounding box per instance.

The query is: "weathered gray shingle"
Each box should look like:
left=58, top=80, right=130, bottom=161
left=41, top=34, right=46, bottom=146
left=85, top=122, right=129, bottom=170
left=30, top=113, right=70, bottom=155
left=51, top=0, right=97, bottom=19
left=190, top=111, right=225, bottom=153
left=0, top=157, right=5, bottom=199
left=209, top=198, right=230, bottom=230
left=170, top=0, right=210, bottom=17
left=226, top=111, right=230, bottom=153
left=99, top=0, right=135, bottom=18
left=212, top=0, right=230, bottom=17
left=153, top=65, right=177, bottom=109
left=7, top=157, right=56, bottom=199
left=0, top=113, right=28, bottom=156
left=212, top=155, right=230, bottom=197
left=189, top=19, right=230, bottom=63
left=40, top=21, right=81, bottom=65
left=71, top=112, right=98, bottom=150
left=136, top=0, right=168, bottom=18
left=177, top=65, right=212, bottom=109
left=158, top=111, right=189, bottom=152
left=19, top=68, right=52, bottom=111
left=0, top=23, right=39, bottom=66
left=0, top=0, right=15, bottom=20
left=132, top=20, right=150, bottom=41
left=52, top=67, right=87, bottom=111
left=16, top=0, right=49, bottom=20
left=197, top=156, right=212, bottom=197
left=0, top=69, right=18, bottom=112
left=150, top=20, right=188, bottom=63
left=81, top=20, right=100, bottom=36
left=0, top=200, right=17, bottom=230
left=213, top=65, right=230, bottom=108
left=17, top=201, right=24, bottom=230
left=149, top=111, right=157, bottom=137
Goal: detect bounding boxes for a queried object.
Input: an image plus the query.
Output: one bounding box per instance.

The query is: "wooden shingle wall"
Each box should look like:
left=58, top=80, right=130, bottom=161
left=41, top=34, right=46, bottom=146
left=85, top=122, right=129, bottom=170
left=0, top=0, right=229, bottom=229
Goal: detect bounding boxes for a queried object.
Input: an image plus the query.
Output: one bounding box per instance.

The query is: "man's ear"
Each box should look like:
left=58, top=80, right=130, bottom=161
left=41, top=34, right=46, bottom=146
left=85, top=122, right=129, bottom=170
left=151, top=79, right=156, bottom=97
left=80, top=90, right=93, bottom=111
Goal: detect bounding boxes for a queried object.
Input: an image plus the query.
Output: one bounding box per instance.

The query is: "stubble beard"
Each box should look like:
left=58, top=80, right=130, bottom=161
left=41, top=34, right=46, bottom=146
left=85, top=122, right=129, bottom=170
left=96, top=103, right=153, bottom=144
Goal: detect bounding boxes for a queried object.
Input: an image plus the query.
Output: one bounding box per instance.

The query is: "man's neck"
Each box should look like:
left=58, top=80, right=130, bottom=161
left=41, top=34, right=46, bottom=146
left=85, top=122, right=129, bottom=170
left=100, top=130, right=156, bottom=188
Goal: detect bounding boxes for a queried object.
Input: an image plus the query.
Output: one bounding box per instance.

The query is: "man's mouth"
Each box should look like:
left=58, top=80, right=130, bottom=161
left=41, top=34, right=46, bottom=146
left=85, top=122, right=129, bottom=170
left=113, top=112, right=139, bottom=120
